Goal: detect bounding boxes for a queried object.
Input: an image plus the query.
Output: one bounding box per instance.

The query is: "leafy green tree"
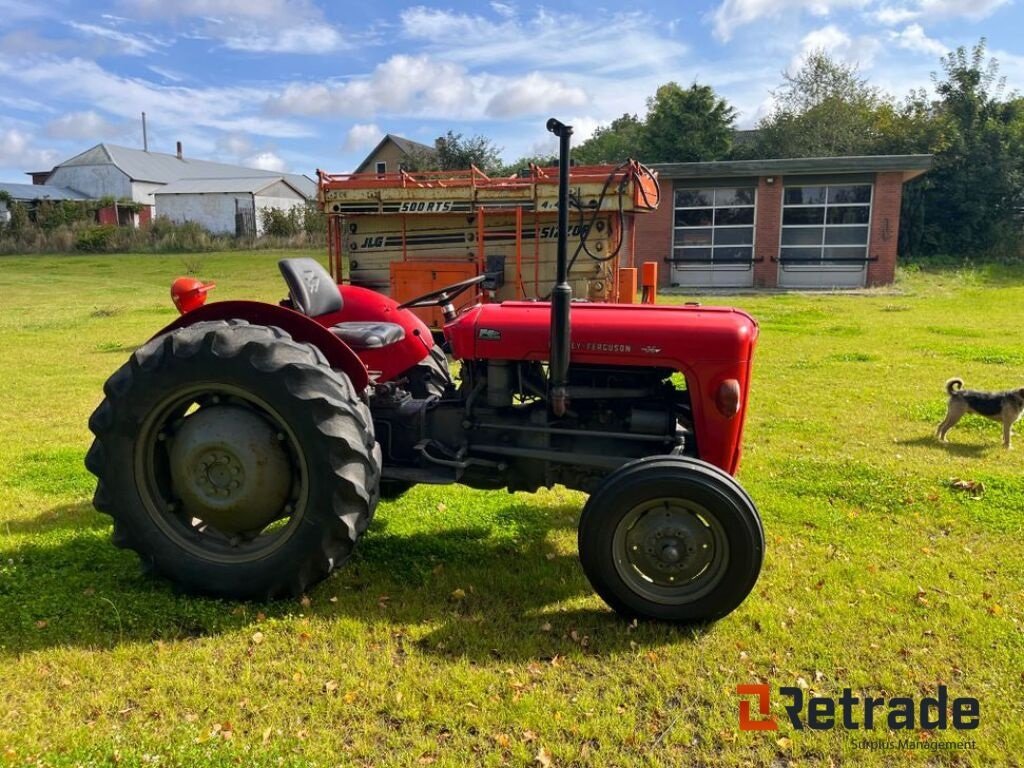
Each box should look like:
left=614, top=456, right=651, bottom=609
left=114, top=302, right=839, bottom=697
left=642, top=83, right=736, bottom=162
left=743, top=51, right=883, bottom=158
left=574, top=113, right=645, bottom=164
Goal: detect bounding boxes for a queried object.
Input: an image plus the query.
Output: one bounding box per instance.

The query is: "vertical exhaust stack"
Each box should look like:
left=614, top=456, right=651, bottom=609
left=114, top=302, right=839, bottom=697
left=176, top=141, right=183, bottom=160
left=546, top=117, right=573, bottom=417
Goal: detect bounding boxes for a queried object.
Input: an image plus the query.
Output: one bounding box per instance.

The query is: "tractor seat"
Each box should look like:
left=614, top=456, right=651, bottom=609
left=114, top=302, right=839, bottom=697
left=330, top=322, right=405, bottom=349
left=278, top=258, right=405, bottom=350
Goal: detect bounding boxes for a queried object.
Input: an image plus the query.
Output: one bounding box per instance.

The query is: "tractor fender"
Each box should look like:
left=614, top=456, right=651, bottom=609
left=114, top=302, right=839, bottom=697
left=154, top=300, right=370, bottom=392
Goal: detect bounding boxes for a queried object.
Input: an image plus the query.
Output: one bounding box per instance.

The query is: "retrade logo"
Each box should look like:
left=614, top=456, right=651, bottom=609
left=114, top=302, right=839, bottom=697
left=736, top=684, right=980, bottom=733
left=737, top=684, right=778, bottom=731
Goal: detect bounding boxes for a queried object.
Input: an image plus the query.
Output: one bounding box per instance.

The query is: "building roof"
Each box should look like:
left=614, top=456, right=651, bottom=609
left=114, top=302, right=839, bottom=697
left=154, top=176, right=306, bottom=196
left=0, top=182, right=90, bottom=201
left=54, top=144, right=317, bottom=198
left=353, top=133, right=438, bottom=173
left=653, top=154, right=933, bottom=181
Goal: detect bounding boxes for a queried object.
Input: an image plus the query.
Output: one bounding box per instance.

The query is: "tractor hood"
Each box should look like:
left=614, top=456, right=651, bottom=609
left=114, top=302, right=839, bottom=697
left=447, top=301, right=759, bottom=370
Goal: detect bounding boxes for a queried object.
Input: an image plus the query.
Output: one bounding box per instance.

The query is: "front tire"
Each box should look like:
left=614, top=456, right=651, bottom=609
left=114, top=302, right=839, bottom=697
left=85, top=320, right=381, bottom=600
left=578, top=456, right=763, bottom=623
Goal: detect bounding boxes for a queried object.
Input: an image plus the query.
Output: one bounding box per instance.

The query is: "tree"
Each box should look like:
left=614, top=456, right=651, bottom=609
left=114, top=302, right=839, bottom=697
left=574, top=113, right=645, bottom=164
left=642, top=83, right=736, bottom=162
left=743, top=51, right=883, bottom=158
left=435, top=131, right=504, bottom=173
left=913, top=40, right=1024, bottom=255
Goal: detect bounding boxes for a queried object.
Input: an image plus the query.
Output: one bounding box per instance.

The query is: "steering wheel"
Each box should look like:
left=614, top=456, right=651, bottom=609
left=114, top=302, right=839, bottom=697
left=397, top=273, right=487, bottom=310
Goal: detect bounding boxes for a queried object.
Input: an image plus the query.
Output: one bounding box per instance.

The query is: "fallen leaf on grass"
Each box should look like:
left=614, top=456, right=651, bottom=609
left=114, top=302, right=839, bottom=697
left=522, top=729, right=538, bottom=743
left=949, top=478, right=985, bottom=498
left=35, top=620, right=47, bottom=630
left=988, top=604, right=1004, bottom=616
left=451, top=588, right=466, bottom=601
left=776, top=737, right=792, bottom=751
left=494, top=733, right=511, bottom=749
left=323, top=680, right=338, bottom=694
left=535, top=746, right=553, bottom=767
left=262, top=727, right=272, bottom=744
left=250, top=631, right=264, bottom=645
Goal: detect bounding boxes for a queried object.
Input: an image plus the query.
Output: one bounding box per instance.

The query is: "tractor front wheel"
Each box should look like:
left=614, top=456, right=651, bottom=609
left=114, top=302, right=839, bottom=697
left=578, top=456, right=763, bottom=623
left=85, top=320, right=381, bottom=600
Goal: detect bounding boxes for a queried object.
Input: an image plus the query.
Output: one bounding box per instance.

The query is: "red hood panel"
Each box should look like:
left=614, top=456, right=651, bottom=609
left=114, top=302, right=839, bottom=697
left=447, top=301, right=758, bottom=369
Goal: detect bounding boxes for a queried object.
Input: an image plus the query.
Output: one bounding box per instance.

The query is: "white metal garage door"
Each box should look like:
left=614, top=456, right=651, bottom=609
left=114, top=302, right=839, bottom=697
left=670, top=186, right=756, bottom=288
left=778, top=183, right=872, bottom=288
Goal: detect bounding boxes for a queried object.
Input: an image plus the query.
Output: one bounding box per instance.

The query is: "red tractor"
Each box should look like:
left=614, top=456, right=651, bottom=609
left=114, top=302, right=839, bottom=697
left=86, top=120, right=763, bottom=623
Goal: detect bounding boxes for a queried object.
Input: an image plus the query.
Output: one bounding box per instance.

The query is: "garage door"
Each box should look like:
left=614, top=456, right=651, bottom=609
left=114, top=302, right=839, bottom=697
left=778, top=183, right=872, bottom=288
left=670, top=186, right=755, bottom=288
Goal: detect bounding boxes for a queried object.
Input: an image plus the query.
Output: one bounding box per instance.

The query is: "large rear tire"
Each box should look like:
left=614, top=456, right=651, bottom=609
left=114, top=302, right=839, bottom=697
left=85, top=320, right=381, bottom=600
left=578, top=456, right=763, bottom=623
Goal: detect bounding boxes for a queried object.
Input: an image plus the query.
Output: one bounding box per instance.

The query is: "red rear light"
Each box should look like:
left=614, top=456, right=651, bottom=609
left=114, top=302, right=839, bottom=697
left=715, top=379, right=741, bottom=418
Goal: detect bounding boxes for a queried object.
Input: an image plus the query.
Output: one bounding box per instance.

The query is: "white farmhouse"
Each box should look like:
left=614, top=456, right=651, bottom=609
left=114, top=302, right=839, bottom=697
left=153, top=177, right=309, bottom=236
left=42, top=143, right=316, bottom=212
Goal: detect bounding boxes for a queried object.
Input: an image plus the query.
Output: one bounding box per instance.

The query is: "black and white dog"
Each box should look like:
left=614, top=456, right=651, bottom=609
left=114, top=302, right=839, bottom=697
left=937, top=378, right=1024, bottom=449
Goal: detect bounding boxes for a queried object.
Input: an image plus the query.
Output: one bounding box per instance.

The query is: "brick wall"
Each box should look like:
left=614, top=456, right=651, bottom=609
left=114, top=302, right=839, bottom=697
left=753, top=177, right=782, bottom=287
left=867, top=171, right=903, bottom=286
left=633, top=178, right=673, bottom=286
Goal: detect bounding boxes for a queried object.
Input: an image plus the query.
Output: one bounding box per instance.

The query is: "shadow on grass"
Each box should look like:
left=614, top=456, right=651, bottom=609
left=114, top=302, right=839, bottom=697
left=896, top=435, right=991, bottom=458
left=0, top=500, right=703, bottom=659
left=2, top=502, right=109, bottom=534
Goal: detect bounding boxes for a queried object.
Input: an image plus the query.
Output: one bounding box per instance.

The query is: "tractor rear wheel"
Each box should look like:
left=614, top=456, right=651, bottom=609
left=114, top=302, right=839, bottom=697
left=85, top=320, right=381, bottom=600
left=578, top=456, right=763, bottom=623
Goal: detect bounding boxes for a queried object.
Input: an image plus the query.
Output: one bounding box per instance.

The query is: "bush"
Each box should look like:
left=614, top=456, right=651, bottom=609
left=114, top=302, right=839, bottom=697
left=75, top=225, right=118, bottom=252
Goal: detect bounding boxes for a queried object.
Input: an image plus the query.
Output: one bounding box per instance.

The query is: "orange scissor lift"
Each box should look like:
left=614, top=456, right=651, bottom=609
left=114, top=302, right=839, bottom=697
left=318, top=162, right=662, bottom=329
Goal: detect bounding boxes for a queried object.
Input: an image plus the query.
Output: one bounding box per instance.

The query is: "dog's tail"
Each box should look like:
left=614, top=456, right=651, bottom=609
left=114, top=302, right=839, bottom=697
left=946, top=377, right=965, bottom=396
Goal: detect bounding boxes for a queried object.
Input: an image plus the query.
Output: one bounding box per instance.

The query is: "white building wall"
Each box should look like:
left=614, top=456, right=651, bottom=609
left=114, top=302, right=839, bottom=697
left=131, top=181, right=165, bottom=206
left=46, top=165, right=132, bottom=200
left=155, top=193, right=254, bottom=235
left=0, top=201, right=8, bottom=225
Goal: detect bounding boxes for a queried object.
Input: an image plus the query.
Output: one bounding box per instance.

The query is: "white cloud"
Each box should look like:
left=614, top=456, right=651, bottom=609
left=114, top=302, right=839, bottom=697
left=485, top=73, right=587, bottom=118
left=399, top=7, right=686, bottom=75
left=66, top=22, right=166, bottom=56
left=869, top=0, right=1009, bottom=24
left=794, top=24, right=882, bottom=68
left=343, top=123, right=382, bottom=151
left=889, top=23, right=947, bottom=57
left=268, top=55, right=592, bottom=122
left=221, top=24, right=345, bottom=53
left=710, top=0, right=868, bottom=41
left=3, top=56, right=311, bottom=138
left=45, top=110, right=127, bottom=140
left=123, top=0, right=346, bottom=54
left=0, top=127, right=60, bottom=170
left=243, top=150, right=286, bottom=171
left=126, top=0, right=318, bottom=21
left=267, top=54, right=482, bottom=118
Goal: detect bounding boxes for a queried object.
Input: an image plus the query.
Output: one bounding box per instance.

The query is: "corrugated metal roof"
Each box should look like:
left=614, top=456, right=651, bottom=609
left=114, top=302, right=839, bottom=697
left=56, top=144, right=317, bottom=198
left=0, top=182, right=90, bottom=201
left=154, top=176, right=306, bottom=196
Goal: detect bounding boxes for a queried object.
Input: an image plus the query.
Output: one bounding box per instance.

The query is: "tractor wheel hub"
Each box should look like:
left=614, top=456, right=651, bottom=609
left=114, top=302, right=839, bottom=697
left=623, top=503, right=715, bottom=585
left=169, top=405, right=292, bottom=533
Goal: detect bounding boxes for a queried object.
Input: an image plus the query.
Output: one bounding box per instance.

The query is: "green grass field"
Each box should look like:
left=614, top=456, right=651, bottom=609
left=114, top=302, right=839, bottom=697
left=0, top=251, right=1022, bottom=767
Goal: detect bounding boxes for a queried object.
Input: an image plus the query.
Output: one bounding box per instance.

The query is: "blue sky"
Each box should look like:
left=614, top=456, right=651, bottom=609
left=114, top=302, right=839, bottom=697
left=0, top=0, right=1020, bottom=182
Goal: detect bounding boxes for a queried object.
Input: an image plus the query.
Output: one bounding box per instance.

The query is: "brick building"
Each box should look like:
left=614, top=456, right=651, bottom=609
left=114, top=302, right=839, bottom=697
left=633, top=155, right=931, bottom=289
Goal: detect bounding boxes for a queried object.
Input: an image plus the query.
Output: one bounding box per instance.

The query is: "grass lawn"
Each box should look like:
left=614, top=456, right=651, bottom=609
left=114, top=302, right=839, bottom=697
left=0, top=250, right=1022, bottom=767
